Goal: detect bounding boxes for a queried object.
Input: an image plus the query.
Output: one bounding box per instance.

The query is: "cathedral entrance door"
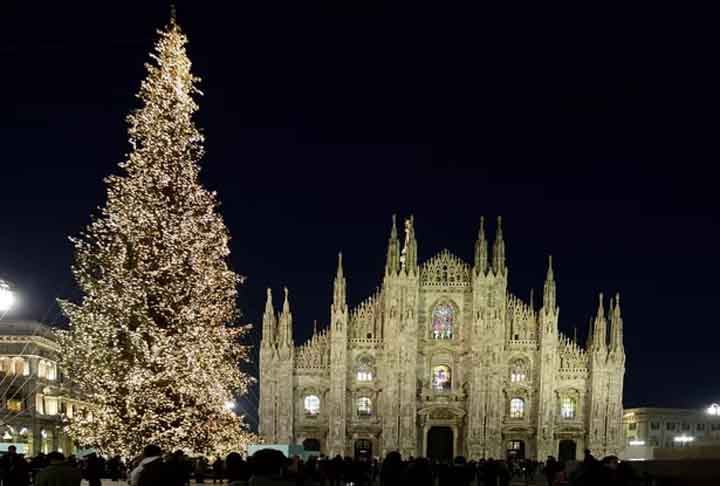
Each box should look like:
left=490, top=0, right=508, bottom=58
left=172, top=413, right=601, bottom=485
left=558, top=439, right=577, bottom=462
left=427, top=427, right=454, bottom=463
left=354, top=439, right=372, bottom=460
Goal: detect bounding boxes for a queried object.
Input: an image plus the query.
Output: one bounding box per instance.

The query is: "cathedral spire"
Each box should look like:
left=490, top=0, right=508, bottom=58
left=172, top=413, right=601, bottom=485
left=610, top=292, right=624, bottom=352
left=591, top=292, right=607, bottom=351
left=262, top=288, right=276, bottom=347
left=278, top=287, right=293, bottom=348
left=385, top=214, right=401, bottom=276
left=529, top=288, right=535, bottom=311
left=333, top=252, right=347, bottom=313
left=543, top=255, right=556, bottom=312
left=492, top=216, right=506, bottom=274
left=400, top=215, right=418, bottom=275
left=586, top=315, right=594, bottom=349
left=474, top=216, right=488, bottom=275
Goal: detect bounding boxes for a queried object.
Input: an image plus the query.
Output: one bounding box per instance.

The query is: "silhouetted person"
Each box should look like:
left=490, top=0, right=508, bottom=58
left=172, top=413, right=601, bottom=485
left=130, top=445, right=164, bottom=486
left=34, top=451, right=82, bottom=486
left=249, top=448, right=293, bottom=486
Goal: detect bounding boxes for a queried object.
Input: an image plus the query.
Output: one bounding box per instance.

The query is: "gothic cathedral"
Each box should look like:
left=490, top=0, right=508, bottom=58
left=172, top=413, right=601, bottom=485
left=259, top=216, right=626, bottom=461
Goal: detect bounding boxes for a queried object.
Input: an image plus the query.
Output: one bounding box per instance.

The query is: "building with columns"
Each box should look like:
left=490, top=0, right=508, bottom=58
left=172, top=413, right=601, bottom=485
left=259, top=216, right=626, bottom=461
left=0, top=319, right=86, bottom=456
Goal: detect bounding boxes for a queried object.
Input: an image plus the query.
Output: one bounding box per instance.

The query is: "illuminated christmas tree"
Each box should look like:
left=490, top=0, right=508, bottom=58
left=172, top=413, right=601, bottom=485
left=58, top=14, right=253, bottom=457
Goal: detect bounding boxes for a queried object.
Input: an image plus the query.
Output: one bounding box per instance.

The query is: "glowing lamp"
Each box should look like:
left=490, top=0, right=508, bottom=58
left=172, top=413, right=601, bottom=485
left=673, top=435, right=694, bottom=444
left=0, top=280, right=14, bottom=313
left=224, top=400, right=236, bottom=410
left=707, top=403, right=720, bottom=416
left=628, top=440, right=645, bottom=446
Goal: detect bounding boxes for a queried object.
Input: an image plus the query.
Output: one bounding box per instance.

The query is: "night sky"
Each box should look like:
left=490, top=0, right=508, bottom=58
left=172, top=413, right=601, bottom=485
left=2, top=2, right=719, bottom=421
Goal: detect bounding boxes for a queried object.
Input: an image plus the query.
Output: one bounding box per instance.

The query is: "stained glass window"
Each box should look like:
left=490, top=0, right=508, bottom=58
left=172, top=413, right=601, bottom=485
left=357, top=397, right=372, bottom=416
left=431, top=365, right=452, bottom=391
left=510, top=398, right=525, bottom=418
left=510, top=361, right=527, bottom=383
left=561, top=397, right=576, bottom=419
left=304, top=395, right=320, bottom=416
left=432, top=303, right=454, bottom=339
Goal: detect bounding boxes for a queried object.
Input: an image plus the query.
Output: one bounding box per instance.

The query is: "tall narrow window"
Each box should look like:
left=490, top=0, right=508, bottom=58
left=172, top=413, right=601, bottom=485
left=431, top=303, right=454, bottom=339
left=561, top=397, right=576, bottom=419
left=357, top=397, right=372, bottom=416
left=510, top=398, right=525, bottom=418
left=431, top=365, right=452, bottom=391
left=304, top=395, right=320, bottom=416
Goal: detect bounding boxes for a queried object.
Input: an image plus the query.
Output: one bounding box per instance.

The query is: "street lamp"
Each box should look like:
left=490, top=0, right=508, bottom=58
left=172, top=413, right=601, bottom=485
left=707, top=403, right=720, bottom=416
left=673, top=435, right=694, bottom=447
left=0, top=279, right=15, bottom=315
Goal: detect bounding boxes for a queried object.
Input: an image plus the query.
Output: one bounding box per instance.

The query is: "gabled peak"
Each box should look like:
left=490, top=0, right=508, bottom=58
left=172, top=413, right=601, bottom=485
left=420, top=250, right=472, bottom=287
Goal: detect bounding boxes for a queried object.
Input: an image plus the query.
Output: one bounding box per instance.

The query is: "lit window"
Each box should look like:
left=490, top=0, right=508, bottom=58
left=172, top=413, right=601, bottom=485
left=6, top=399, right=22, bottom=413
left=431, top=303, right=454, bottom=339
left=431, top=365, right=452, bottom=391
left=561, top=397, right=576, bottom=419
left=510, top=360, right=527, bottom=383
left=510, top=398, right=525, bottom=418
left=357, top=371, right=373, bottom=382
left=304, top=395, right=320, bottom=416
left=357, top=397, right=372, bottom=416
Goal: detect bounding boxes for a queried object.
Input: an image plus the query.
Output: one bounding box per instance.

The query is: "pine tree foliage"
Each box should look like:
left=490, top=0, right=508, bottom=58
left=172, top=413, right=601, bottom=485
left=58, top=17, right=254, bottom=457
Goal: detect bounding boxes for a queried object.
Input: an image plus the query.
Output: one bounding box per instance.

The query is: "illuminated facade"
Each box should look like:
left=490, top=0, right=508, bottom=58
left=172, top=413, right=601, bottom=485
left=622, top=406, right=720, bottom=460
left=0, top=320, right=85, bottom=455
left=259, top=216, right=626, bottom=460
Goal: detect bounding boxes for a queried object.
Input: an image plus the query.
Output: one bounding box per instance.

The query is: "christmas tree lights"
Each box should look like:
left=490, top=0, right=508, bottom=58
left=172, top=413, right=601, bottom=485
left=58, top=15, right=254, bottom=458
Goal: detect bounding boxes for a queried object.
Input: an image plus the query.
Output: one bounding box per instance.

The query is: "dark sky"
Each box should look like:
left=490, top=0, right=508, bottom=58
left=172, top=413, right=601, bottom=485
left=2, top=2, right=719, bottom=419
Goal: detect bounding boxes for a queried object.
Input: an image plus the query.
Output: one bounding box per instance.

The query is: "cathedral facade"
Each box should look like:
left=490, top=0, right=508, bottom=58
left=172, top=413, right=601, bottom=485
left=259, top=216, right=626, bottom=461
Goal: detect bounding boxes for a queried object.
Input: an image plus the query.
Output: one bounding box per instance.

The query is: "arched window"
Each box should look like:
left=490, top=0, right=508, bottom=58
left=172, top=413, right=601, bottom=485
left=357, top=397, right=372, bottom=416
left=304, top=395, right=320, bottom=416
left=510, top=360, right=527, bottom=383
left=510, top=398, right=525, bottom=418
left=431, top=303, right=454, bottom=339
left=561, top=397, right=577, bottom=419
left=431, top=365, right=452, bottom=391
left=13, top=359, right=26, bottom=376
left=38, top=360, right=47, bottom=379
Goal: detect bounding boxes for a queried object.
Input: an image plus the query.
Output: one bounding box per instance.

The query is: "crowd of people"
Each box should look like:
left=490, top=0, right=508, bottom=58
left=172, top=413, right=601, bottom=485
left=0, top=444, right=643, bottom=486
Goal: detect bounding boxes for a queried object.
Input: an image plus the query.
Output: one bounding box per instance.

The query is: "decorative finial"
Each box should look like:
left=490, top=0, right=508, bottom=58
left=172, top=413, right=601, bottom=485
left=479, top=216, right=485, bottom=238
left=597, top=292, right=604, bottom=316
left=170, top=4, right=177, bottom=22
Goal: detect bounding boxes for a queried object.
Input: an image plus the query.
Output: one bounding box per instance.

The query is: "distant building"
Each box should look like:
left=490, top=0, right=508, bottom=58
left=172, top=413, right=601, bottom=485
left=622, top=405, right=720, bottom=460
left=259, top=216, right=626, bottom=461
left=0, top=319, right=85, bottom=456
